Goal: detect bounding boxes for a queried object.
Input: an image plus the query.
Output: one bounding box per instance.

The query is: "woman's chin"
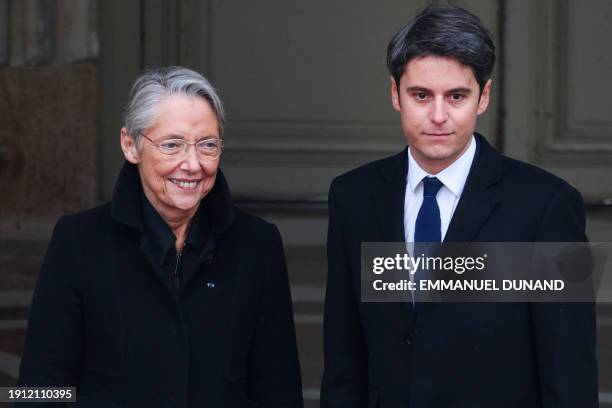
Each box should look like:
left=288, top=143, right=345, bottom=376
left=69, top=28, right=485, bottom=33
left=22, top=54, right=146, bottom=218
left=168, top=196, right=202, bottom=213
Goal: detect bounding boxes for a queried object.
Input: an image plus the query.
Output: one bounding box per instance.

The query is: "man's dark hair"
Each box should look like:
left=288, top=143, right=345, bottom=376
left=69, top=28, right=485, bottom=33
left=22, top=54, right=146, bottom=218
left=386, top=5, right=496, bottom=92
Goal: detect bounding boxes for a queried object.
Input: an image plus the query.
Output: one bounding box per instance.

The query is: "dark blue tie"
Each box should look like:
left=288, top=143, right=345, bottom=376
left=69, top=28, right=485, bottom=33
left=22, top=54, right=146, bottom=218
left=415, top=177, right=443, bottom=243
left=413, top=177, right=443, bottom=312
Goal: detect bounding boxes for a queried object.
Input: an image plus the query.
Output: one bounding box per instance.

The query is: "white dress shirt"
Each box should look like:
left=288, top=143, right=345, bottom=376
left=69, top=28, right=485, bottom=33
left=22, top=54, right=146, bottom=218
left=404, top=135, right=476, bottom=243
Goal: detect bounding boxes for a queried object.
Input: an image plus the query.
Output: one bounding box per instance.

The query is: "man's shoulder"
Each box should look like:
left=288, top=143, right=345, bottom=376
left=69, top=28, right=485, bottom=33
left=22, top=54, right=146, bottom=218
left=330, top=150, right=405, bottom=195
left=498, top=154, right=578, bottom=197
left=473, top=134, right=579, bottom=199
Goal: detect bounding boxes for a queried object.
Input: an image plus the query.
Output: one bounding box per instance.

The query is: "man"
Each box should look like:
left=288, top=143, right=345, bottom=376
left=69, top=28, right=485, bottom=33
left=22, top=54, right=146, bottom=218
left=321, top=5, right=597, bottom=407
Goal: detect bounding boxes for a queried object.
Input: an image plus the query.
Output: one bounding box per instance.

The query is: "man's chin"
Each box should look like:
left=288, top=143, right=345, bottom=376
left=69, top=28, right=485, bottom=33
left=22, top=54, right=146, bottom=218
left=422, top=148, right=457, bottom=162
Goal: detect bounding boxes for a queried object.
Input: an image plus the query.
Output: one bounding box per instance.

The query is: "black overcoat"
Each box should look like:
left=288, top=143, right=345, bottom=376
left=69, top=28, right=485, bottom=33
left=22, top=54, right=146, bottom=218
left=19, top=163, right=303, bottom=408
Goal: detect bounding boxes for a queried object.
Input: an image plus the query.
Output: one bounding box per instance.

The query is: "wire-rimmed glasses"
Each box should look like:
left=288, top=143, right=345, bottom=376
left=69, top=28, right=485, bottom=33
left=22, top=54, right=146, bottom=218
left=139, top=132, right=223, bottom=160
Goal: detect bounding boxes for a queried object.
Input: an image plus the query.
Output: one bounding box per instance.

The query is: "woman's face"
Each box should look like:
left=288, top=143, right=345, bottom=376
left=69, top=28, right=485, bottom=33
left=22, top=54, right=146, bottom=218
left=121, top=94, right=221, bottom=222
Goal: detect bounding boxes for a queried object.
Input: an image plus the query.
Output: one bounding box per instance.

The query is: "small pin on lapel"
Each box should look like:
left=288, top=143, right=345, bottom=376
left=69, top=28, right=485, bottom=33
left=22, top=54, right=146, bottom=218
left=206, top=282, right=215, bottom=288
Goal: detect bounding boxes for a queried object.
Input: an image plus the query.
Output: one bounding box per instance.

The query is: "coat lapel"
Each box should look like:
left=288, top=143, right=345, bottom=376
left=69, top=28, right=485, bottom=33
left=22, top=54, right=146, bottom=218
left=368, top=136, right=500, bottom=325
left=444, top=134, right=501, bottom=243
left=373, top=149, right=408, bottom=243
left=371, top=136, right=502, bottom=244
left=370, top=149, right=416, bottom=324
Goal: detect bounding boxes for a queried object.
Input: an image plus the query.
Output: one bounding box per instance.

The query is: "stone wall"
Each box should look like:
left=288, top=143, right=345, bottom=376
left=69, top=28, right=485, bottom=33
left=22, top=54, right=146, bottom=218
left=0, top=0, right=99, bottom=385
left=0, top=0, right=98, bottom=240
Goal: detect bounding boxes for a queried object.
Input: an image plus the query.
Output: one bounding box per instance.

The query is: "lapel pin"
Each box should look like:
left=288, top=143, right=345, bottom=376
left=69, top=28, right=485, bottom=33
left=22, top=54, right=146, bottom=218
left=206, top=282, right=215, bottom=288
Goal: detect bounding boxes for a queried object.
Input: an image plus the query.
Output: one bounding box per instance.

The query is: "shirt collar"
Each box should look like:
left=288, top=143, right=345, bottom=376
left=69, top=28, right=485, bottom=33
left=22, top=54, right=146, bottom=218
left=407, top=134, right=476, bottom=197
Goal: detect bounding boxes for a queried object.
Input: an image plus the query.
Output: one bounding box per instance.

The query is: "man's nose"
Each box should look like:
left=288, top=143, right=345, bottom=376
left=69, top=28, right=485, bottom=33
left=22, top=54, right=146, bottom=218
left=430, top=98, right=448, bottom=124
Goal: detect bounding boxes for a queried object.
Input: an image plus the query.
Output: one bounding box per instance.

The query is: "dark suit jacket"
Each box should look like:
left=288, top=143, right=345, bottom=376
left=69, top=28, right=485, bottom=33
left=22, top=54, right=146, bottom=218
left=321, top=135, right=597, bottom=407
left=18, top=162, right=303, bottom=408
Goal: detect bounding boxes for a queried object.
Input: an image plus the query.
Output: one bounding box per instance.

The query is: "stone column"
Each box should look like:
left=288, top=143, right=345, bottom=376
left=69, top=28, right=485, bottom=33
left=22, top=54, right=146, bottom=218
left=0, top=0, right=98, bottom=241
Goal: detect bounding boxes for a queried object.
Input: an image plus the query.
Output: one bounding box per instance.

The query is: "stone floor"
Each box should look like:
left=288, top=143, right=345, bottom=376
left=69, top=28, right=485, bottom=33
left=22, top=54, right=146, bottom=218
left=1, top=242, right=612, bottom=407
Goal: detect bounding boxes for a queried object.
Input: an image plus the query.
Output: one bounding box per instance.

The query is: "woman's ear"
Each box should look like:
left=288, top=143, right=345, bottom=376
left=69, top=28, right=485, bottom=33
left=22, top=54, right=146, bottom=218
left=120, top=127, right=140, bottom=164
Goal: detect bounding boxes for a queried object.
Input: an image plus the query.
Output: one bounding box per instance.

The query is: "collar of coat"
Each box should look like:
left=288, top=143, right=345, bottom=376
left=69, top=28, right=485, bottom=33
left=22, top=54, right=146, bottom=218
left=111, top=161, right=235, bottom=237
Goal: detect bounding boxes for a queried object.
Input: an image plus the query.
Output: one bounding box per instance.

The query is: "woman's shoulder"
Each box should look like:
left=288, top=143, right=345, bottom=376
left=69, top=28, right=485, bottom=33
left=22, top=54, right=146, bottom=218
left=230, top=207, right=282, bottom=243
left=52, top=203, right=113, bottom=237
left=59, top=202, right=111, bottom=223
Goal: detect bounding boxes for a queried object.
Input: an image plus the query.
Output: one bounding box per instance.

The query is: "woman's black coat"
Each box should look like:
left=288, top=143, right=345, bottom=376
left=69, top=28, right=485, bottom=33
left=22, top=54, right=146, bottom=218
left=18, top=163, right=303, bottom=407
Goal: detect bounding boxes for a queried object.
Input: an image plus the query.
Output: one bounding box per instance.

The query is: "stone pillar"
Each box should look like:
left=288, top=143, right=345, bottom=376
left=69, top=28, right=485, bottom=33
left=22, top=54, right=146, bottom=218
left=0, top=0, right=98, bottom=241
left=0, top=3, right=99, bottom=381
left=0, top=0, right=7, bottom=65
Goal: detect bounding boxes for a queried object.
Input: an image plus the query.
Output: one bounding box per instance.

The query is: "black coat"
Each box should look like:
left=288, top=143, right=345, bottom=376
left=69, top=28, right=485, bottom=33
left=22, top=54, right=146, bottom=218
left=321, top=135, right=597, bottom=407
left=19, top=163, right=303, bottom=408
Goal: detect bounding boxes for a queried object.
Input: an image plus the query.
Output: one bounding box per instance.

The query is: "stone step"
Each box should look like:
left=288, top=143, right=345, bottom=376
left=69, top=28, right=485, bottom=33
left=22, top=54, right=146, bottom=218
left=285, top=245, right=327, bottom=288
left=5, top=241, right=612, bottom=405
left=285, top=245, right=325, bottom=398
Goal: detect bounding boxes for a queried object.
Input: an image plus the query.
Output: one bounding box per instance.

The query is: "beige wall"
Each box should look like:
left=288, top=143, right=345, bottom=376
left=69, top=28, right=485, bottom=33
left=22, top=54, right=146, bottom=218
left=100, top=0, right=501, bottom=202
left=2, top=0, right=611, bottom=242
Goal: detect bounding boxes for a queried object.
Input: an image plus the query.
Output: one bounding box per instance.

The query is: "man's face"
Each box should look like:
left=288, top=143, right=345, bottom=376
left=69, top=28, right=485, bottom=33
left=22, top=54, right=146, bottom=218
left=391, top=55, right=491, bottom=174
left=120, top=94, right=220, bottom=222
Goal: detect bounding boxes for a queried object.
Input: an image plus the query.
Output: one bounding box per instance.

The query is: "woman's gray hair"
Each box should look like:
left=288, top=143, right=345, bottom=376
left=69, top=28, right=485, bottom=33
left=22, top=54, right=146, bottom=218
left=123, top=66, right=225, bottom=145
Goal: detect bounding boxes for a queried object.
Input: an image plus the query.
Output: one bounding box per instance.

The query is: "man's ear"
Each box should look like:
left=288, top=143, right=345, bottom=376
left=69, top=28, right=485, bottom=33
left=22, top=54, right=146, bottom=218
left=477, top=79, right=492, bottom=115
left=120, top=127, right=140, bottom=164
left=390, top=76, right=401, bottom=112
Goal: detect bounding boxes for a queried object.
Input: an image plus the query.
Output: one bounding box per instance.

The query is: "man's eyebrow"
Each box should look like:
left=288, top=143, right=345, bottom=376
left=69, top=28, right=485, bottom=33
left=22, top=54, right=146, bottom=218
left=405, top=86, right=431, bottom=92
left=448, top=87, right=472, bottom=94
left=403, top=86, right=473, bottom=94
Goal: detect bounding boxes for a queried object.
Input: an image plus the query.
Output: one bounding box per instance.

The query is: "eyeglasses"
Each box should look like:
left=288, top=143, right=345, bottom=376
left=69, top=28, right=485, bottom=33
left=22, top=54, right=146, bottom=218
left=139, top=133, right=223, bottom=160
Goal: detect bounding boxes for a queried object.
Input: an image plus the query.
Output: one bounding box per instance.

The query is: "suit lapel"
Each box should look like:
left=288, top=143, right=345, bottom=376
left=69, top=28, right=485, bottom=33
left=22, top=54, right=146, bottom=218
left=372, top=136, right=502, bottom=244
left=373, top=149, right=408, bottom=243
left=370, top=149, right=416, bottom=325
left=371, top=136, right=501, bottom=324
left=444, top=135, right=501, bottom=243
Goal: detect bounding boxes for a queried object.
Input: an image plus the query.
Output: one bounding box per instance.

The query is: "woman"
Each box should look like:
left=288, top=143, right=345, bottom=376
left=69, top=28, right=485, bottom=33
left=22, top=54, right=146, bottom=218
left=18, top=67, right=303, bottom=407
